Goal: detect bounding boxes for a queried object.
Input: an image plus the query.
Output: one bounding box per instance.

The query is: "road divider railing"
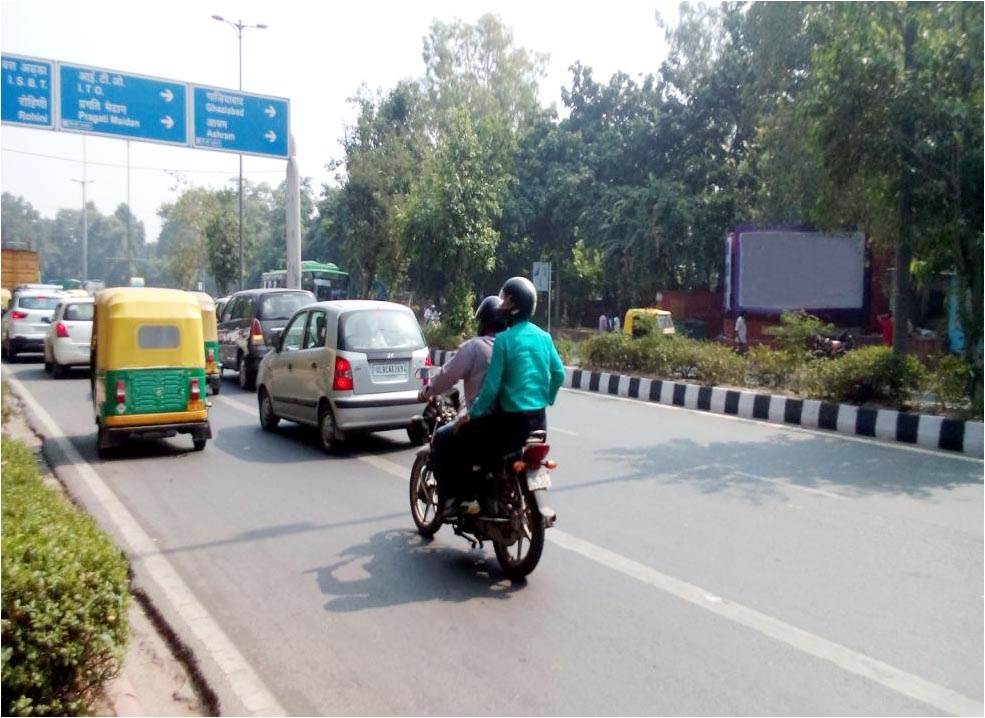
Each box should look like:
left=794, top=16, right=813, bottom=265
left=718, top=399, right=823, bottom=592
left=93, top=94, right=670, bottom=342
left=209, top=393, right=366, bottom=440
left=428, top=349, right=984, bottom=458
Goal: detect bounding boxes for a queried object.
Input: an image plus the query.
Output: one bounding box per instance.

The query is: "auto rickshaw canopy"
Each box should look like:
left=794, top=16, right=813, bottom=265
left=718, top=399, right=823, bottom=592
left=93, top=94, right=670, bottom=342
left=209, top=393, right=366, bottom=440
left=93, top=288, right=205, bottom=371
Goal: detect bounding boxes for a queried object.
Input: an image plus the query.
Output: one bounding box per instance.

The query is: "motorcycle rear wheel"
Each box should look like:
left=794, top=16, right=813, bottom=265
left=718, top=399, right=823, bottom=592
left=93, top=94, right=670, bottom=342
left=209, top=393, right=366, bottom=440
left=494, top=487, right=545, bottom=579
left=409, top=454, right=442, bottom=538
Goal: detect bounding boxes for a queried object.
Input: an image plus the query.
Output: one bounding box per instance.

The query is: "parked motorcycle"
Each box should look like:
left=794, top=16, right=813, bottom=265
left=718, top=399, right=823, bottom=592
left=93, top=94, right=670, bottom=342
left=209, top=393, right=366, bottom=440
left=408, top=372, right=558, bottom=579
left=807, top=330, right=855, bottom=358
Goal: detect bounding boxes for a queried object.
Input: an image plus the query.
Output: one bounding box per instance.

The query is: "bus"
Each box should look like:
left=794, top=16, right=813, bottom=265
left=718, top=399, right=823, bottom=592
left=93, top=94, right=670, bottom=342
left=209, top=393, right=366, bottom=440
left=261, top=261, right=350, bottom=301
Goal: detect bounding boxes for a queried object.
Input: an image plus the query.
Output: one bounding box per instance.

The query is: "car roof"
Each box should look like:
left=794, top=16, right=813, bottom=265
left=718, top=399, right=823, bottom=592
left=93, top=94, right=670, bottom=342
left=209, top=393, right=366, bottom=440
left=15, top=288, right=66, bottom=298
left=60, top=296, right=94, bottom=304
left=306, top=300, right=413, bottom=315
left=230, top=288, right=313, bottom=297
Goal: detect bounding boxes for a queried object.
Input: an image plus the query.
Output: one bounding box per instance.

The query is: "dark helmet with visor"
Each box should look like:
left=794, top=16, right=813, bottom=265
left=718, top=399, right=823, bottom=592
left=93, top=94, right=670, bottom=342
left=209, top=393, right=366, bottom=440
left=499, top=276, right=537, bottom=323
left=475, top=295, right=507, bottom=336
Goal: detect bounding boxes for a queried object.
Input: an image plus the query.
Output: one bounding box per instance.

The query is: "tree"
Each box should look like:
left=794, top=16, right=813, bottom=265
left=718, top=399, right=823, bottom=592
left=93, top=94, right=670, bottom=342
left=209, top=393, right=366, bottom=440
left=1, top=193, right=46, bottom=250
left=204, top=190, right=239, bottom=295
left=403, top=108, right=503, bottom=332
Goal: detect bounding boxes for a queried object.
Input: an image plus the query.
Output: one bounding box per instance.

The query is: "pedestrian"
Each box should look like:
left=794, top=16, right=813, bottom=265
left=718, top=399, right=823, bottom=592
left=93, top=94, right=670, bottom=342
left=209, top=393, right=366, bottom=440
left=877, top=312, right=893, bottom=346
left=734, top=312, right=748, bottom=354
left=598, top=310, right=609, bottom=333
left=612, top=312, right=621, bottom=334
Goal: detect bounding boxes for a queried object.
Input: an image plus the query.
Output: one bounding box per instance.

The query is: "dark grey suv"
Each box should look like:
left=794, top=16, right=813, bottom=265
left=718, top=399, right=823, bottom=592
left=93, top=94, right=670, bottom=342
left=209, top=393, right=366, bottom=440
left=218, top=288, right=315, bottom=390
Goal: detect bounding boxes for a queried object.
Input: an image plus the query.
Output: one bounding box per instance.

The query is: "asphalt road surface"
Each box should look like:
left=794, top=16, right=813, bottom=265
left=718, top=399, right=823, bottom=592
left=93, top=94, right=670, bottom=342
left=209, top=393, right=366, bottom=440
left=5, top=357, right=983, bottom=716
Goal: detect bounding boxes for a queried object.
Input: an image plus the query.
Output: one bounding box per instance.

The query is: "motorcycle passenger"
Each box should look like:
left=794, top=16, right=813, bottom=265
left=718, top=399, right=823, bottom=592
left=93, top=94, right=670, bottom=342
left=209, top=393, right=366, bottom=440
left=420, top=296, right=507, bottom=515
left=454, top=276, right=566, bottom=504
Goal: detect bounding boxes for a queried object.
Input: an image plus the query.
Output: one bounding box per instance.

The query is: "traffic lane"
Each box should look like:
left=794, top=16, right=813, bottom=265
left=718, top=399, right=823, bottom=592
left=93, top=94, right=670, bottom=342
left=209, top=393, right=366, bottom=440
left=7, top=361, right=949, bottom=715
left=541, top=388, right=984, bottom=701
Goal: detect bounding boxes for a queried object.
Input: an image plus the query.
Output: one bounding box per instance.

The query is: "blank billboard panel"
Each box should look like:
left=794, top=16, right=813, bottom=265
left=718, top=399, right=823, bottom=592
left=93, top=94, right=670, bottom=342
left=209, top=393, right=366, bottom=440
left=737, top=231, right=864, bottom=311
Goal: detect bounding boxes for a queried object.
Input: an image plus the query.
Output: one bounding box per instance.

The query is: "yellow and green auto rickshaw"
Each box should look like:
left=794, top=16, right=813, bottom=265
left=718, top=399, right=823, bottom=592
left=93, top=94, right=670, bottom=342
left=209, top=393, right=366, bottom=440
left=623, top=308, right=676, bottom=338
left=91, top=288, right=211, bottom=457
left=190, top=291, right=222, bottom=395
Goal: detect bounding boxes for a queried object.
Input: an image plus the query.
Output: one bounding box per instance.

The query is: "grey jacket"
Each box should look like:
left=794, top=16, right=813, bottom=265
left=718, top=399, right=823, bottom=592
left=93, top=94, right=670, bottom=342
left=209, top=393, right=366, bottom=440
left=428, top=335, right=495, bottom=408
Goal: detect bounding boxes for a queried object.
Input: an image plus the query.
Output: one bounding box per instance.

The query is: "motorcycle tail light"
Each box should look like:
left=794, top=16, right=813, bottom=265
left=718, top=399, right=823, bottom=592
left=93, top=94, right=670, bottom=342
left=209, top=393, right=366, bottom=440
left=522, top=443, right=550, bottom=465
left=333, top=357, right=353, bottom=391
left=55, top=322, right=70, bottom=338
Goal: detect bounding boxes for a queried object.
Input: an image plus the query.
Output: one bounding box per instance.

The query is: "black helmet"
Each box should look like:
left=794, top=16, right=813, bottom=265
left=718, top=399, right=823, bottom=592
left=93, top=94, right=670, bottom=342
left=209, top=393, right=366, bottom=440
left=499, top=276, right=537, bottom=322
left=474, top=295, right=506, bottom=335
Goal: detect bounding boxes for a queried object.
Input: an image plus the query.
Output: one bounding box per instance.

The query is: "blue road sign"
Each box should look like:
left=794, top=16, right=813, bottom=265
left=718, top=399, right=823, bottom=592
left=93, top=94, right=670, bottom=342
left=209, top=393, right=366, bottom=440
left=58, top=63, right=188, bottom=145
left=1, top=54, right=54, bottom=129
left=192, top=86, right=289, bottom=159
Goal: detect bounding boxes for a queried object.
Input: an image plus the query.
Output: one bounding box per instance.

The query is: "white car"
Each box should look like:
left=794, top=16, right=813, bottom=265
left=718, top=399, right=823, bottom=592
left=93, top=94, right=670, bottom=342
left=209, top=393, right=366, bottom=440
left=43, top=297, right=94, bottom=378
left=1, top=288, right=65, bottom=361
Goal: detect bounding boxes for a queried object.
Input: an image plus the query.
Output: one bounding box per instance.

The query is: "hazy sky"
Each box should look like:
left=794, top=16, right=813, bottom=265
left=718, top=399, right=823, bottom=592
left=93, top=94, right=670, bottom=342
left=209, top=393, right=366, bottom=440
left=1, top=0, right=677, bottom=242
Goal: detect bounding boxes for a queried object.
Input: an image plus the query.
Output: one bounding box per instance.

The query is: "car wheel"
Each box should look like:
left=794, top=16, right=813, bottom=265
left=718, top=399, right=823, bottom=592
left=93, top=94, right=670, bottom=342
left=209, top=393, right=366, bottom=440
left=318, top=404, right=343, bottom=454
left=44, top=350, right=52, bottom=373
left=258, top=388, right=280, bottom=431
left=7, top=341, right=17, bottom=362
left=238, top=355, right=255, bottom=391
left=96, top=423, right=114, bottom=459
left=52, top=361, right=65, bottom=379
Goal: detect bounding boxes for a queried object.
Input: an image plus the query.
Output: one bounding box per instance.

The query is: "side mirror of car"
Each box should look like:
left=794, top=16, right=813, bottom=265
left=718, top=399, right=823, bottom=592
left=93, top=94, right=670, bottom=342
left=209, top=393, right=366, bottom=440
left=270, top=327, right=285, bottom=351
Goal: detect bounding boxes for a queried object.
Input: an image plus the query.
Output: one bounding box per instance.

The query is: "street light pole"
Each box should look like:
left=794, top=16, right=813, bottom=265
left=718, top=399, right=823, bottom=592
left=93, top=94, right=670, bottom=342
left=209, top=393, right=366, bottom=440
left=70, top=137, right=94, bottom=283
left=212, top=15, right=267, bottom=291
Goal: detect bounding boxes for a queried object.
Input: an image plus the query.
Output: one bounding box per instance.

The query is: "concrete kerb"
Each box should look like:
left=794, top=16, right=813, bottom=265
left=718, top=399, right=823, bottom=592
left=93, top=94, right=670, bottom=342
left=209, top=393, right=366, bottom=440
left=429, top=349, right=985, bottom=459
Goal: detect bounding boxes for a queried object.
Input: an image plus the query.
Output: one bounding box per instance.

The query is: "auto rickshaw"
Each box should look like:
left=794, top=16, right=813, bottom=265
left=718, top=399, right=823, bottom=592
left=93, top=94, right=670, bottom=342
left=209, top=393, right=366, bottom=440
left=91, top=288, right=211, bottom=457
left=623, top=308, right=676, bottom=338
left=190, top=291, right=222, bottom=395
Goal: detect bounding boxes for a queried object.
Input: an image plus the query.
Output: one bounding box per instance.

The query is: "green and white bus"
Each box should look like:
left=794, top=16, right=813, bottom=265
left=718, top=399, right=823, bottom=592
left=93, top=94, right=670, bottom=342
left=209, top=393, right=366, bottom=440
left=261, top=261, right=350, bottom=301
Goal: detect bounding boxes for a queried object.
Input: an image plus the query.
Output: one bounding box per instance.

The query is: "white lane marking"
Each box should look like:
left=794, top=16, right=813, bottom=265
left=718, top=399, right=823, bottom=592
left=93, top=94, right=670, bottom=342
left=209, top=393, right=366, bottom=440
left=729, top=470, right=847, bottom=500
left=8, top=378, right=286, bottom=717
left=355, top=447, right=982, bottom=717
left=550, top=426, right=579, bottom=436
left=547, top=529, right=984, bottom=718
left=561, top=387, right=984, bottom=465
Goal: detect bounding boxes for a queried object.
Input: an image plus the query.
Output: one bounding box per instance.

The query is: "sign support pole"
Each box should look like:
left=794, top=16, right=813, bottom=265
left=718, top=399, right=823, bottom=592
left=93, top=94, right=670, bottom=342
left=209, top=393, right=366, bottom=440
left=285, top=133, right=301, bottom=290
left=547, top=263, right=552, bottom=336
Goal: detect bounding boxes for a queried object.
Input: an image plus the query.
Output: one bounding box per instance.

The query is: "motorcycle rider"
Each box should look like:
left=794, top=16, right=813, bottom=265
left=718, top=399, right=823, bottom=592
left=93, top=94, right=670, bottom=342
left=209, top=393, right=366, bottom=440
left=454, top=276, right=566, bottom=490
left=419, top=296, right=507, bottom=515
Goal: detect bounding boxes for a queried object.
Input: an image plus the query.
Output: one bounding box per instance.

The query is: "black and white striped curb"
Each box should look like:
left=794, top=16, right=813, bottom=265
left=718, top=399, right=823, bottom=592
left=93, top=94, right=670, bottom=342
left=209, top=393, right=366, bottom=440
left=428, top=348, right=984, bottom=458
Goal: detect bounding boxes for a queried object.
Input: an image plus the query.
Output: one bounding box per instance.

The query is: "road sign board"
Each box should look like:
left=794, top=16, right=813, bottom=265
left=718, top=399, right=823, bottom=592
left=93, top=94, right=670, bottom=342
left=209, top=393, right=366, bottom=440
left=1, top=54, right=54, bottom=129
left=533, top=262, right=551, bottom=291
left=191, top=85, right=289, bottom=159
left=58, top=63, right=188, bottom=145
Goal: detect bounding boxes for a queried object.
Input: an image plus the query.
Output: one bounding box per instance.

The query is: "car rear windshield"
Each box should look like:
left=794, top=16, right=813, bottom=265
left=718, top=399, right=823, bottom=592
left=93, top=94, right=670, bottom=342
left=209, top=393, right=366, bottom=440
left=64, top=303, right=94, bottom=321
left=138, top=325, right=180, bottom=349
left=258, top=293, right=313, bottom=320
left=340, top=310, right=424, bottom=352
left=18, top=296, right=61, bottom=310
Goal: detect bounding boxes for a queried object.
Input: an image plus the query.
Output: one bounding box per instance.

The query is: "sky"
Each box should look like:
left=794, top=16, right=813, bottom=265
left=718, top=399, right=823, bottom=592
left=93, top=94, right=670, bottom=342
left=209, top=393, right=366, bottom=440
left=1, top=0, right=678, bottom=243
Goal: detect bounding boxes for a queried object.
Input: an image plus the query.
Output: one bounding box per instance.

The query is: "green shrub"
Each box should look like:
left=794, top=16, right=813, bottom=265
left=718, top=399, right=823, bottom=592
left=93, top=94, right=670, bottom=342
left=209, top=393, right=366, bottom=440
left=772, top=311, right=836, bottom=356
left=554, top=338, right=577, bottom=366
left=422, top=321, right=468, bottom=351
left=804, top=346, right=928, bottom=408
left=926, top=354, right=974, bottom=412
left=580, top=333, right=745, bottom=386
left=746, top=345, right=803, bottom=389
left=2, top=437, right=130, bottom=716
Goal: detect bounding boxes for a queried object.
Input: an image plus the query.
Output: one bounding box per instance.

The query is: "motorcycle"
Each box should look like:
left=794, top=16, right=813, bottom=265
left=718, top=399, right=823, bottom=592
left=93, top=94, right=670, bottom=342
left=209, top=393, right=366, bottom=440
left=807, top=330, right=855, bottom=358
left=408, top=370, right=558, bottom=579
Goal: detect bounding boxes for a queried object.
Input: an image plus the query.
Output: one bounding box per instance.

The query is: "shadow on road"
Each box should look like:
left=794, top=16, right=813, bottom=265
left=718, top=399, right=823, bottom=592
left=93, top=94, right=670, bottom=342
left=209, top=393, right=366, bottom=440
left=211, top=422, right=414, bottom=464
left=307, top=529, right=524, bottom=612
left=555, top=435, right=982, bottom=501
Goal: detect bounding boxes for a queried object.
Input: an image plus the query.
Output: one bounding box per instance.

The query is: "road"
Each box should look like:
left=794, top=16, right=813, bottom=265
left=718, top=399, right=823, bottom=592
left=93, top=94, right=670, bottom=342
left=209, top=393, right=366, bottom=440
left=4, top=358, right=983, bottom=716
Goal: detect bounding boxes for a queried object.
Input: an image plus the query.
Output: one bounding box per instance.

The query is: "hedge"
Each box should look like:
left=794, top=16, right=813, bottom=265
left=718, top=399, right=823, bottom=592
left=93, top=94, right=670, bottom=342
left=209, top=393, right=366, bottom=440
left=2, top=436, right=130, bottom=716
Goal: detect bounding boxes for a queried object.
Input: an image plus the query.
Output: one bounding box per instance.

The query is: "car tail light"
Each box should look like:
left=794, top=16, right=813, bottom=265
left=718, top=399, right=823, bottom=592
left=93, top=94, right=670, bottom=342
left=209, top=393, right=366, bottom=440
left=10, top=310, right=27, bottom=320
left=115, top=380, right=127, bottom=405
left=189, top=378, right=201, bottom=402
left=55, top=322, right=70, bottom=338
left=250, top=318, right=264, bottom=345
left=333, top=357, right=353, bottom=391
left=522, top=443, right=551, bottom=466
left=425, top=355, right=433, bottom=367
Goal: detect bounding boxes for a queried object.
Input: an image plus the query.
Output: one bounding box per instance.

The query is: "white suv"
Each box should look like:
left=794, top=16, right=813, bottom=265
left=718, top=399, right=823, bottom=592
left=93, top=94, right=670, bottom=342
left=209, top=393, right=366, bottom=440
left=2, top=288, right=66, bottom=361
left=43, top=297, right=94, bottom=377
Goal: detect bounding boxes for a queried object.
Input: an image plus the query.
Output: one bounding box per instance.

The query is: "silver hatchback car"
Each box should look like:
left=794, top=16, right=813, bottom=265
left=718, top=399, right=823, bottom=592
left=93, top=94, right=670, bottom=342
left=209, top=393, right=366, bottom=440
left=256, top=300, right=430, bottom=452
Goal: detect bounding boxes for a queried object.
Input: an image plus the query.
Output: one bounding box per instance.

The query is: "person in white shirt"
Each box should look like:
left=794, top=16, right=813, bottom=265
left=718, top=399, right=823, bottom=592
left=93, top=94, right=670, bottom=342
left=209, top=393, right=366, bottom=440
left=734, top=312, right=748, bottom=353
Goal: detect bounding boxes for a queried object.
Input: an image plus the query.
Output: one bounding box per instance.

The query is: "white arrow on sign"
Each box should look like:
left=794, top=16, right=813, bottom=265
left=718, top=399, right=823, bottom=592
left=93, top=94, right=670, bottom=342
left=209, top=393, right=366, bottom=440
left=161, top=115, right=174, bottom=129
left=264, top=105, right=276, bottom=118
left=160, top=88, right=174, bottom=103
left=264, top=130, right=277, bottom=143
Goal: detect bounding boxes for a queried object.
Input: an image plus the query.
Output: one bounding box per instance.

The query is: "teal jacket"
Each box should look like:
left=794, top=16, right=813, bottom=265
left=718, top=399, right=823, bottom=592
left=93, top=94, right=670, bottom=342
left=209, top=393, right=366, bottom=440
left=470, top=320, right=566, bottom=418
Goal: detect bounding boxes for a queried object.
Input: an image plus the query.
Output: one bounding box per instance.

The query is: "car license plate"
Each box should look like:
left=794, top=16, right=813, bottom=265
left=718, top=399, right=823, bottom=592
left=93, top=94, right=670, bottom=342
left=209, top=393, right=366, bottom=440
left=527, top=467, right=552, bottom=491
left=371, top=362, right=407, bottom=380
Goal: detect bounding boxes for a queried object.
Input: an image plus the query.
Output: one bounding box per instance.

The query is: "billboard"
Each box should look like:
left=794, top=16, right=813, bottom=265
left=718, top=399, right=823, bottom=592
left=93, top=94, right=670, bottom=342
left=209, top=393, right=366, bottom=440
left=726, top=227, right=867, bottom=322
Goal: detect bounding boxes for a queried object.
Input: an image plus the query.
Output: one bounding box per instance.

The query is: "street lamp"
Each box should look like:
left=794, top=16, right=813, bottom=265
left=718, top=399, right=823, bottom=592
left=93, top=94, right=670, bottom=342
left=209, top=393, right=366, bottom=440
left=211, top=15, right=268, bottom=290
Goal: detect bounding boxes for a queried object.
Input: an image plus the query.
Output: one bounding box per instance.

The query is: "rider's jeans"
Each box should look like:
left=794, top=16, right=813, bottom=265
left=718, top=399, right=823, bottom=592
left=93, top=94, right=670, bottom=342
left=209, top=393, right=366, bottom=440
left=431, top=423, right=458, bottom=501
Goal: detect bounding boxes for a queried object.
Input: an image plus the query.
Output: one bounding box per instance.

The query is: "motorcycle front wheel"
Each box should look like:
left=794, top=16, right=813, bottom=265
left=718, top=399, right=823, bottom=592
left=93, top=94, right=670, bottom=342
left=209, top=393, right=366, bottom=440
left=409, top=453, right=442, bottom=538
left=494, top=486, right=545, bottom=580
